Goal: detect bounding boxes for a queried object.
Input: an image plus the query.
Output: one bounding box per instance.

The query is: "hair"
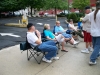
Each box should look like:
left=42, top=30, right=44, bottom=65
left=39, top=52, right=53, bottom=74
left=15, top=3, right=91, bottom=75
left=94, top=8, right=100, bottom=21
left=94, top=0, right=100, bottom=21
left=27, top=23, right=35, bottom=30
left=56, top=21, right=60, bottom=24
left=44, top=24, right=50, bottom=30
left=68, top=19, right=73, bottom=22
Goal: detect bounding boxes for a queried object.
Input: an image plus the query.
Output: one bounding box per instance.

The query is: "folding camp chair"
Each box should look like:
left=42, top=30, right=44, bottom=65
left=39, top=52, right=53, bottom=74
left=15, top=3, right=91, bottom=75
left=20, top=38, right=46, bottom=64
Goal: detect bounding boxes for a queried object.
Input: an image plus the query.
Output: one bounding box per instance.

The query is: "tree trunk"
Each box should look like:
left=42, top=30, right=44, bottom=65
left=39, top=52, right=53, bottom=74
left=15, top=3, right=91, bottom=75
left=55, top=7, right=57, bottom=16
left=30, top=6, right=32, bottom=17
left=13, top=11, right=14, bottom=16
left=0, top=11, right=1, bottom=18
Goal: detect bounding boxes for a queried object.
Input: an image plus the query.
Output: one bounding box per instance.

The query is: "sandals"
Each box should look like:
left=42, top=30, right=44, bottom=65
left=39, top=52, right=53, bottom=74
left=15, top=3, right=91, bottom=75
left=61, top=50, right=68, bottom=52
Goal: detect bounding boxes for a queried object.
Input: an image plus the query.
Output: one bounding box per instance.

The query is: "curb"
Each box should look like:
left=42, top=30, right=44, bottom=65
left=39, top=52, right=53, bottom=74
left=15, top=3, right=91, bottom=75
left=5, top=23, right=27, bottom=28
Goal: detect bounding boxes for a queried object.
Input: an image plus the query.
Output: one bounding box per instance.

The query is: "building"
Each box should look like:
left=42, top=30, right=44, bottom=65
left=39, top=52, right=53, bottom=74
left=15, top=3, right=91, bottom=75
left=90, top=0, right=96, bottom=9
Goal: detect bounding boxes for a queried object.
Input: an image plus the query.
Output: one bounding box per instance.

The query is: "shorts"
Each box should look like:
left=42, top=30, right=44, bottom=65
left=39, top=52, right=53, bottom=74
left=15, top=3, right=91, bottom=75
left=83, top=31, right=92, bottom=42
left=62, top=33, right=72, bottom=38
left=55, top=34, right=64, bottom=43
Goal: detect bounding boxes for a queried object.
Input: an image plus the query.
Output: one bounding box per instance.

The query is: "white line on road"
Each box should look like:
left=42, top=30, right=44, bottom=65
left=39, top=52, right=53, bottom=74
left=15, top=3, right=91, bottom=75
left=37, top=23, right=43, bottom=25
left=0, top=33, right=21, bottom=37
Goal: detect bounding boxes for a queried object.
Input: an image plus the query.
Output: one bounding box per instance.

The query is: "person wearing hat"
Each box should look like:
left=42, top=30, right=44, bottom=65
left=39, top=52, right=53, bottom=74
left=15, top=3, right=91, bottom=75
left=27, top=23, right=59, bottom=63
left=89, top=0, right=100, bottom=65
left=81, top=6, right=93, bottom=54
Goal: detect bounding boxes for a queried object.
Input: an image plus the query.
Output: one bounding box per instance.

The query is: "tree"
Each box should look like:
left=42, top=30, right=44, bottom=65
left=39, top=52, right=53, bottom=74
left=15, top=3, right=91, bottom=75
left=72, top=0, right=90, bottom=12
left=43, top=0, right=68, bottom=15
left=0, top=0, right=26, bottom=12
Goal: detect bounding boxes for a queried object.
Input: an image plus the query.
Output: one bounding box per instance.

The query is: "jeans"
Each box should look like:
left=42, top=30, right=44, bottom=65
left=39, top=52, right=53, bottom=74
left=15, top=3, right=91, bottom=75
left=90, top=37, right=100, bottom=62
left=38, top=40, right=57, bottom=60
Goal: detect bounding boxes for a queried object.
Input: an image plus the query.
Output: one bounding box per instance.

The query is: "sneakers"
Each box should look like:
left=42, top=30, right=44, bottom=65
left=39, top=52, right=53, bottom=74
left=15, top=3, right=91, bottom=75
left=81, top=49, right=89, bottom=54
left=74, top=41, right=79, bottom=45
left=73, top=41, right=79, bottom=48
left=89, top=61, right=97, bottom=65
left=88, top=47, right=93, bottom=52
left=52, top=57, right=59, bottom=60
left=42, top=57, right=52, bottom=63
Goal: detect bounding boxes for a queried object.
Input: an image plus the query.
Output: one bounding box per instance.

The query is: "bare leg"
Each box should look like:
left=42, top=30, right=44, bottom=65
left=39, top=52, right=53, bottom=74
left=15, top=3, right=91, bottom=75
left=89, top=42, right=92, bottom=47
left=86, top=42, right=89, bottom=48
left=69, top=38, right=74, bottom=45
left=61, top=42, right=65, bottom=50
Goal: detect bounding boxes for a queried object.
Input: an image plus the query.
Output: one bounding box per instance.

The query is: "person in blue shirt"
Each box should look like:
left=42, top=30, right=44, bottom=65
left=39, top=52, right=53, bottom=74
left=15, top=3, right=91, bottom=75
left=44, top=24, right=68, bottom=52
left=54, top=21, right=79, bottom=46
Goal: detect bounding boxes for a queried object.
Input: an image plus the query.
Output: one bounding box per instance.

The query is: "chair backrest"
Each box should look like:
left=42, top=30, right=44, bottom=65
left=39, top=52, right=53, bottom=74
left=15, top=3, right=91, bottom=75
left=53, top=26, right=56, bottom=34
left=42, top=29, right=46, bottom=38
left=20, top=37, right=31, bottom=51
left=66, top=23, right=70, bottom=30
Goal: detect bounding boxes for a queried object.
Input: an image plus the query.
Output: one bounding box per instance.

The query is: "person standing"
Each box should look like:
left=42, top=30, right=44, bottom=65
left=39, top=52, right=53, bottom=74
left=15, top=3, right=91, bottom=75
left=89, top=0, right=100, bottom=65
left=81, top=6, right=93, bottom=54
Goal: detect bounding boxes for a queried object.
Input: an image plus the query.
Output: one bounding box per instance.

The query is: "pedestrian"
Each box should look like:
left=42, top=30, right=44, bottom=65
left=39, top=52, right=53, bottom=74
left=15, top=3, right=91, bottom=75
left=81, top=6, right=93, bottom=54
left=89, top=0, right=100, bottom=65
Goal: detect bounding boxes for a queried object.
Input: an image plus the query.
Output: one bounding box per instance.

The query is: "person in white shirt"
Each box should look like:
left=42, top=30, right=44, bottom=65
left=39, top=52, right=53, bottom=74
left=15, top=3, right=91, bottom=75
left=27, top=23, right=59, bottom=63
left=89, top=0, right=100, bottom=65
left=68, top=19, right=84, bottom=38
left=81, top=6, right=93, bottom=54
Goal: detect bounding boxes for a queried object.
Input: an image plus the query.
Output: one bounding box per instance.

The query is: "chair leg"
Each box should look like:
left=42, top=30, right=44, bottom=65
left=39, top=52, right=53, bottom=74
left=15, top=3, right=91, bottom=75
left=27, top=49, right=45, bottom=64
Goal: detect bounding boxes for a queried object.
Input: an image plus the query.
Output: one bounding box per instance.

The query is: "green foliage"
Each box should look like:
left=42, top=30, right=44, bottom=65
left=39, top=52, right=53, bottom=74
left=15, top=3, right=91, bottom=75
left=43, top=0, right=68, bottom=10
left=0, top=0, right=26, bottom=12
left=68, top=13, right=78, bottom=23
left=0, top=0, right=68, bottom=14
left=72, top=0, right=90, bottom=12
left=75, top=13, right=85, bottom=17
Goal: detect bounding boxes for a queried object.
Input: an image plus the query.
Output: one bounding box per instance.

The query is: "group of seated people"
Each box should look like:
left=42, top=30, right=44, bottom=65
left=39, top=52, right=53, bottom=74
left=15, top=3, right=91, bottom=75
left=26, top=20, right=82, bottom=63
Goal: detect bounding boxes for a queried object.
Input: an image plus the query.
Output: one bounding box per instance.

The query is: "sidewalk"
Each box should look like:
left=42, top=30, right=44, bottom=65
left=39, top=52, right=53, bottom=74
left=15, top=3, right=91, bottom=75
left=0, top=40, right=100, bottom=75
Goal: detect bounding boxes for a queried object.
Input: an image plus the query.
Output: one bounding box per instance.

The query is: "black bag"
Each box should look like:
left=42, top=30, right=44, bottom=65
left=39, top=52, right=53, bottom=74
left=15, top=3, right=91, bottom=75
left=20, top=37, right=31, bottom=51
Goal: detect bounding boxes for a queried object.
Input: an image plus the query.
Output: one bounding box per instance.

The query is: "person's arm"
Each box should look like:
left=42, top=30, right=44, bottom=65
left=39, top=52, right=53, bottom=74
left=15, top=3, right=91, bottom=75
left=35, top=30, right=42, bottom=45
left=69, top=24, right=77, bottom=31
left=82, top=15, right=89, bottom=23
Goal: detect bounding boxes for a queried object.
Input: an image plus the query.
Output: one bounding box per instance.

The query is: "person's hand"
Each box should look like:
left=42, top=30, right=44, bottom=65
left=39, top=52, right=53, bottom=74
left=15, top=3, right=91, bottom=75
left=52, top=38, right=57, bottom=41
left=35, top=30, right=41, bottom=37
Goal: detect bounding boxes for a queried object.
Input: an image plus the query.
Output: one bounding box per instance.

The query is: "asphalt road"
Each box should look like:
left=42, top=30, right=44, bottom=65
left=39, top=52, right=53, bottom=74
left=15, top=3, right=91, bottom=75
left=0, top=17, right=67, bottom=50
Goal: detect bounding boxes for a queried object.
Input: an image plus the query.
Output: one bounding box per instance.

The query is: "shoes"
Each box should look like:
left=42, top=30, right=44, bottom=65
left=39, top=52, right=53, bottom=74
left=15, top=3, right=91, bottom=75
left=81, top=49, right=89, bottom=54
left=42, top=57, right=52, bottom=63
left=88, top=47, right=93, bottom=52
left=73, top=41, right=79, bottom=48
left=74, top=41, right=79, bottom=45
left=89, top=61, right=97, bottom=65
left=52, top=57, right=59, bottom=60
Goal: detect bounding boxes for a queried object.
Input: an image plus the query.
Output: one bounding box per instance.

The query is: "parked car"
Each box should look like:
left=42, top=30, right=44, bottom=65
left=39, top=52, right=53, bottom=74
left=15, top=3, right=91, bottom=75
left=44, top=13, right=49, bottom=16
left=14, top=11, right=21, bottom=16
left=59, top=10, right=71, bottom=15
left=0, top=12, right=13, bottom=18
